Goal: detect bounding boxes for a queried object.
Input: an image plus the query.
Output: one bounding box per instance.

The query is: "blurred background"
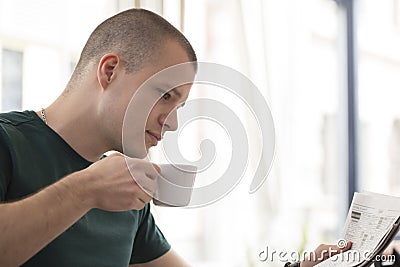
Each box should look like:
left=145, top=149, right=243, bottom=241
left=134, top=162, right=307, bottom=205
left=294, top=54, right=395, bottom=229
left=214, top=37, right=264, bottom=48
left=1, top=0, right=400, bottom=266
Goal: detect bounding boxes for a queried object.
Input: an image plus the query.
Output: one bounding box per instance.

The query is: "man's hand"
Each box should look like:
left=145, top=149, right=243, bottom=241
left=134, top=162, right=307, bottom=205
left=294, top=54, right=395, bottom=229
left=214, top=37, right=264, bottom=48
left=76, top=152, right=160, bottom=211
left=300, top=241, right=352, bottom=267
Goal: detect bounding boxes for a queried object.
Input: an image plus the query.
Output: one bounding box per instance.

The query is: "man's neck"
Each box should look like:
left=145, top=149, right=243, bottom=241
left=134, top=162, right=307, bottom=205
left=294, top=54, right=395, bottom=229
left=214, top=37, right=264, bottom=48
left=39, top=87, right=111, bottom=163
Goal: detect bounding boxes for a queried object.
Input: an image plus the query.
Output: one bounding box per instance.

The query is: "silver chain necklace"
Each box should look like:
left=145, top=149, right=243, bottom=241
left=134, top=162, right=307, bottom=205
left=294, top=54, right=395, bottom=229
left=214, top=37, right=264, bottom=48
left=40, top=108, right=47, bottom=125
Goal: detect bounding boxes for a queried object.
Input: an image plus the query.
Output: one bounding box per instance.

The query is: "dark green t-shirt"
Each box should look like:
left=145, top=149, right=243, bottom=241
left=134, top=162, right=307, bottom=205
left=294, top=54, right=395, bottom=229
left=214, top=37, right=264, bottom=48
left=0, top=110, right=170, bottom=267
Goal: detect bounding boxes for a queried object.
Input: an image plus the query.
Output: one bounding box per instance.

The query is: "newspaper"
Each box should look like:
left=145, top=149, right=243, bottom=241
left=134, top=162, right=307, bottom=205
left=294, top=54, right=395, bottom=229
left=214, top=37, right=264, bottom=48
left=315, top=192, right=400, bottom=267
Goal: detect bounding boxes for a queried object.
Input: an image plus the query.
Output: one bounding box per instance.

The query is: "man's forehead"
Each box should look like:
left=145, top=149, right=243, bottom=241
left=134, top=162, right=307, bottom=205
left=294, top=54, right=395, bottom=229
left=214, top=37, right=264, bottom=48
left=151, top=60, right=196, bottom=81
left=137, top=61, right=196, bottom=97
left=155, top=78, right=193, bottom=93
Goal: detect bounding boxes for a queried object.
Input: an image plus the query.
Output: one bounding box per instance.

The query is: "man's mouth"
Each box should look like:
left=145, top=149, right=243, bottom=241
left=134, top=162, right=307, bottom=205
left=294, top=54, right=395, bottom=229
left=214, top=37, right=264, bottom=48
left=146, top=130, right=161, bottom=146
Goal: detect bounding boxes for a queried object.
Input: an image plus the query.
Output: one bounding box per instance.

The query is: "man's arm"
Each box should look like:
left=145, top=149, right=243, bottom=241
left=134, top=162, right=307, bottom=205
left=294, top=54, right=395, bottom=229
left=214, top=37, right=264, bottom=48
left=130, top=249, right=190, bottom=267
left=0, top=153, right=159, bottom=266
left=0, top=170, right=92, bottom=266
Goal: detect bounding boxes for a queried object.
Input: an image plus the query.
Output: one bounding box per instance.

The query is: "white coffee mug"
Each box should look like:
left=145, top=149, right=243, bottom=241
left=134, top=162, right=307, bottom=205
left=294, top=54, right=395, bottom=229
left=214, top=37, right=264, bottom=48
left=153, top=164, right=197, bottom=207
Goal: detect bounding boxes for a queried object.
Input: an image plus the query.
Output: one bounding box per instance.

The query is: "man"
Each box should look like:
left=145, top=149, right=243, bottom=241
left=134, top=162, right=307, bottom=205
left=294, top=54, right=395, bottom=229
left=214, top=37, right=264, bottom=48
left=0, top=8, right=349, bottom=267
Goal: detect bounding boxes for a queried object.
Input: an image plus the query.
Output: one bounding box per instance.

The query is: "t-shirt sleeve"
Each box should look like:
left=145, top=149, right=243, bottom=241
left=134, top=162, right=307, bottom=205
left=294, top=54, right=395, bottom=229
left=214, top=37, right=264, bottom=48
left=0, top=125, right=12, bottom=201
left=129, top=204, right=171, bottom=264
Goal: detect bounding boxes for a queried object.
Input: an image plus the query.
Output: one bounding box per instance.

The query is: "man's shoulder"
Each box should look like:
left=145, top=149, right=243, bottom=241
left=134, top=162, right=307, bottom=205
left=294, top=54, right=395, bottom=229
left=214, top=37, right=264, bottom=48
left=0, top=110, right=36, bottom=127
left=0, top=110, right=40, bottom=146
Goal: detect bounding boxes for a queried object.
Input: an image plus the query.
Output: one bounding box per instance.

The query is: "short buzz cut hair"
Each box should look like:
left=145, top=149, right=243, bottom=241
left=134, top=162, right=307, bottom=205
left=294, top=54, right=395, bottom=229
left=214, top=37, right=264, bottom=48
left=71, top=8, right=197, bottom=83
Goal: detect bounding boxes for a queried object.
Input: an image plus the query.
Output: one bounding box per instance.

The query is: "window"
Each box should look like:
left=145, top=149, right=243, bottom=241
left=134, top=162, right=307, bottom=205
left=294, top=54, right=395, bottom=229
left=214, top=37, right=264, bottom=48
left=357, top=0, right=400, bottom=195
left=394, top=0, right=400, bottom=30
left=1, top=48, right=23, bottom=112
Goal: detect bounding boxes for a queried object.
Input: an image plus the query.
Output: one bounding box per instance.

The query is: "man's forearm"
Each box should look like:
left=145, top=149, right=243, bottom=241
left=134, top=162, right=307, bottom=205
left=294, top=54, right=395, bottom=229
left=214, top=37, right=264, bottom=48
left=0, top=170, right=92, bottom=266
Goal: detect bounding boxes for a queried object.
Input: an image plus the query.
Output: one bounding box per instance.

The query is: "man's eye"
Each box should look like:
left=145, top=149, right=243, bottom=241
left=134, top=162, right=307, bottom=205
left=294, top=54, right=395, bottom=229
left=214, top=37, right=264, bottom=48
left=162, top=92, right=171, bottom=100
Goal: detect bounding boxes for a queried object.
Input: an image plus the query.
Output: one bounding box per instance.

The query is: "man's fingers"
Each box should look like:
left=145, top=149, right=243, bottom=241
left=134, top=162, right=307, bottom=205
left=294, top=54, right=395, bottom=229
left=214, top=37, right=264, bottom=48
left=327, top=241, right=352, bottom=257
left=134, top=175, right=158, bottom=195
left=152, top=163, right=161, bottom=174
left=143, top=163, right=161, bottom=180
left=140, top=182, right=158, bottom=196
left=334, top=241, right=352, bottom=254
left=339, top=241, right=352, bottom=253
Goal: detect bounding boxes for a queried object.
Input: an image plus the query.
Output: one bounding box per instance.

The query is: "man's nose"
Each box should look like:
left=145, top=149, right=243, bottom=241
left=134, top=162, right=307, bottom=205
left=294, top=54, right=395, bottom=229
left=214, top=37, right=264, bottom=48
left=161, top=108, right=178, bottom=131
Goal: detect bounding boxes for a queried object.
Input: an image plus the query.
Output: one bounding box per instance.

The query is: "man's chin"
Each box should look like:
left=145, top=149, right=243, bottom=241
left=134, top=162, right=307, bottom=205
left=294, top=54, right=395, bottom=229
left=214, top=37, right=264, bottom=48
left=123, top=146, right=149, bottom=159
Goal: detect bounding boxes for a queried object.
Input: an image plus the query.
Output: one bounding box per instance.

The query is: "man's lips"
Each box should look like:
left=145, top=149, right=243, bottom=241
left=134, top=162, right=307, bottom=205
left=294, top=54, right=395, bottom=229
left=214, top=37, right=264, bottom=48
left=146, top=131, right=161, bottom=146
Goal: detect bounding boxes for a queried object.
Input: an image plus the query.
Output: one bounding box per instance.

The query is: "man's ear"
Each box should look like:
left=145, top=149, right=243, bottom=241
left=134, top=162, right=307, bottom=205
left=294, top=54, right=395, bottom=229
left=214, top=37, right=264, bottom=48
left=97, top=53, right=120, bottom=89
